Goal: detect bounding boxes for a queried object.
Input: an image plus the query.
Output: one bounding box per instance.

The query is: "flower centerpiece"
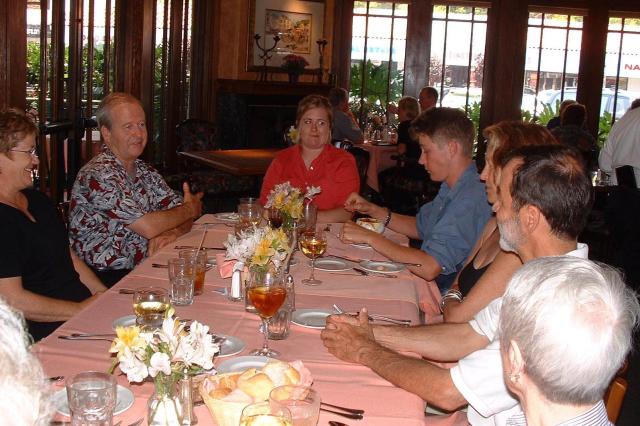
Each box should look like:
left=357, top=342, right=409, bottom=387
left=109, top=312, right=220, bottom=425
left=282, top=54, right=309, bottom=83
left=224, top=225, right=291, bottom=275
left=264, top=182, right=321, bottom=230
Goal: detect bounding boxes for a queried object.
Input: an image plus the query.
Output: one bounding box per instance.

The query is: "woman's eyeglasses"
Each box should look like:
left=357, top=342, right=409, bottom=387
left=10, top=146, right=38, bottom=157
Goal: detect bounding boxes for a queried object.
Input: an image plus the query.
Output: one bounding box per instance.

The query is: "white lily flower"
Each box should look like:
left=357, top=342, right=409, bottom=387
left=148, top=352, right=172, bottom=377
left=118, top=348, right=148, bottom=382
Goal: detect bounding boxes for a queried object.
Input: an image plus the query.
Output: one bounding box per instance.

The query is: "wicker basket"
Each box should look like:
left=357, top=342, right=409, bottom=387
left=198, top=372, right=250, bottom=426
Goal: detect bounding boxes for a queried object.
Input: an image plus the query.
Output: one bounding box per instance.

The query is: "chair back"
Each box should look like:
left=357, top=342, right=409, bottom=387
left=605, top=376, right=627, bottom=423
left=346, top=146, right=370, bottom=193
left=176, top=118, right=217, bottom=152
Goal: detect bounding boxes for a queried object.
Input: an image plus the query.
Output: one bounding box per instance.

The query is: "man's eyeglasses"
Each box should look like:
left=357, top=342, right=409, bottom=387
left=10, top=146, right=38, bottom=157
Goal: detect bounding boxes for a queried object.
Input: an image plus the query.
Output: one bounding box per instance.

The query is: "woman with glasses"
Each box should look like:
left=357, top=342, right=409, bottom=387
left=0, top=109, right=106, bottom=341
left=259, top=95, right=359, bottom=222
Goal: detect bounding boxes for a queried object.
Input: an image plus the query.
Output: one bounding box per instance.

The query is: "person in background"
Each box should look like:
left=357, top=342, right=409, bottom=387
left=599, top=103, right=640, bottom=187
left=499, top=257, right=639, bottom=426
left=341, top=107, right=491, bottom=292
left=0, top=296, right=53, bottom=424
left=0, top=109, right=105, bottom=341
left=546, top=98, right=576, bottom=130
left=260, top=94, right=359, bottom=223
left=328, top=87, right=363, bottom=144
left=631, top=98, right=640, bottom=110
left=442, top=121, right=557, bottom=323
left=69, top=92, right=203, bottom=286
left=551, top=102, right=598, bottom=171
left=418, top=86, right=439, bottom=111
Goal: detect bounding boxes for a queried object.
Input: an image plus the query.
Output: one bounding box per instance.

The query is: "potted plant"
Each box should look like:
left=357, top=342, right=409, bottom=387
left=282, top=54, right=309, bottom=83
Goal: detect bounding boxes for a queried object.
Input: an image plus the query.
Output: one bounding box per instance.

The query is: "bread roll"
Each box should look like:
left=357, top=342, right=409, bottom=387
left=263, top=361, right=301, bottom=387
left=237, top=372, right=274, bottom=401
left=208, top=387, right=232, bottom=399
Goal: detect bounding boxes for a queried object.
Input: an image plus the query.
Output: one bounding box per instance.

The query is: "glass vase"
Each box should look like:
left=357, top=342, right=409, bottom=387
left=147, top=373, right=184, bottom=426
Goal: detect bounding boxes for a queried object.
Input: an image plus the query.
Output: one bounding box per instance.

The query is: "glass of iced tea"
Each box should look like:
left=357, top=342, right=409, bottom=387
left=247, top=269, right=287, bottom=357
left=178, top=248, right=207, bottom=296
left=299, top=227, right=327, bottom=286
left=133, top=287, right=169, bottom=329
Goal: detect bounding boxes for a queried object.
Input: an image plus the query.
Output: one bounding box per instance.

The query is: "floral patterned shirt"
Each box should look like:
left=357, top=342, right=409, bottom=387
left=69, top=148, right=182, bottom=270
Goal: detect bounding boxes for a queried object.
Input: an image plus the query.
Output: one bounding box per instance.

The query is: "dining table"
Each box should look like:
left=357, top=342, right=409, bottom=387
left=34, top=214, right=431, bottom=425
left=355, top=142, right=398, bottom=192
left=177, top=148, right=282, bottom=176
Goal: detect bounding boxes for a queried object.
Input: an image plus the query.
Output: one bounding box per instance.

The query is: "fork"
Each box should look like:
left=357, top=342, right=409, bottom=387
left=333, top=304, right=411, bottom=326
left=126, top=419, right=144, bottom=426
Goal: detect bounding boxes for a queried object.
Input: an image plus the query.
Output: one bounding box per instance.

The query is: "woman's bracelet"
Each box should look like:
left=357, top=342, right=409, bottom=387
left=383, top=209, right=392, bottom=227
left=440, top=289, right=463, bottom=313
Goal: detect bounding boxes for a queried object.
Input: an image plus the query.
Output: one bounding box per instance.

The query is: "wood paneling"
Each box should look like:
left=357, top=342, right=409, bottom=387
left=0, top=0, right=27, bottom=110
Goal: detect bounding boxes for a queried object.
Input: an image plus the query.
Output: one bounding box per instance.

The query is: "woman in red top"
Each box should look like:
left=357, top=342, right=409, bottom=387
left=260, top=95, right=359, bottom=222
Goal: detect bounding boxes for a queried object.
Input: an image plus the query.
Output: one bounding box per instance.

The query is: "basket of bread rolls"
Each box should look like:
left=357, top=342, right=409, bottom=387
left=199, top=360, right=312, bottom=426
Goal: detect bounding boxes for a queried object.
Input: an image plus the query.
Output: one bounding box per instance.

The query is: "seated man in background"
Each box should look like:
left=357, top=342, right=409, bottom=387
left=70, top=92, right=203, bottom=286
left=599, top=102, right=640, bottom=187
left=328, top=87, right=364, bottom=144
left=0, top=297, right=52, bottom=423
left=418, top=86, right=438, bottom=111
left=499, top=256, right=639, bottom=426
left=323, top=145, right=594, bottom=424
left=341, top=107, right=491, bottom=292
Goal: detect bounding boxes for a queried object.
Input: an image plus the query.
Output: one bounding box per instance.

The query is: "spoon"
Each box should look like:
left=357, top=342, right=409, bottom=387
left=329, top=422, right=349, bottom=426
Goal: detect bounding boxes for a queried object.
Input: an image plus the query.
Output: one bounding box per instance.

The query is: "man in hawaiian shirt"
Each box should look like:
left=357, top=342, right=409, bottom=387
left=69, top=92, right=203, bottom=286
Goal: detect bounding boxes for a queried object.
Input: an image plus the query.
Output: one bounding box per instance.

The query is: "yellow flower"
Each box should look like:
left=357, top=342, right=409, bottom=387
left=251, top=238, right=275, bottom=266
left=273, top=192, right=286, bottom=209
left=109, top=326, right=147, bottom=356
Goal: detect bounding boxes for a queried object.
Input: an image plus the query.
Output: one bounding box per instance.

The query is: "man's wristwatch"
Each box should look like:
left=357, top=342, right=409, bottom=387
left=383, top=209, right=392, bottom=227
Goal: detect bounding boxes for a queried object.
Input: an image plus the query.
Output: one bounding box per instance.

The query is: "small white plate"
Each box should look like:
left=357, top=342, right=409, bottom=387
left=312, top=258, right=350, bottom=272
left=218, top=335, right=246, bottom=357
left=216, top=355, right=270, bottom=373
left=112, top=315, right=136, bottom=330
left=359, top=260, right=405, bottom=274
left=291, top=309, right=333, bottom=329
left=206, top=256, right=217, bottom=267
left=53, top=385, right=134, bottom=417
left=213, top=212, right=239, bottom=222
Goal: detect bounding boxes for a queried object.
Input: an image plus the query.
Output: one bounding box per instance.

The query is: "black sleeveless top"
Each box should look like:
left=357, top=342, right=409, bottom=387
left=457, top=251, right=491, bottom=297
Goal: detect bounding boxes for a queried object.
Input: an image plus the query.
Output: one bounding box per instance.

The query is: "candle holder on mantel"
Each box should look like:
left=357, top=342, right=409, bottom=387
left=316, top=39, right=328, bottom=84
left=254, top=33, right=280, bottom=82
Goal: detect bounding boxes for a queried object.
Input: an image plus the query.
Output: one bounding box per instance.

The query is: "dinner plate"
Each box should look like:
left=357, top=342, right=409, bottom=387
left=291, top=309, right=333, bottom=329
left=112, top=315, right=136, bottom=330
left=216, top=355, right=270, bottom=373
left=218, top=335, right=246, bottom=357
left=359, top=260, right=405, bottom=274
left=206, top=257, right=217, bottom=267
left=53, top=385, right=134, bottom=417
left=312, top=258, right=350, bottom=272
left=213, top=212, right=239, bottom=222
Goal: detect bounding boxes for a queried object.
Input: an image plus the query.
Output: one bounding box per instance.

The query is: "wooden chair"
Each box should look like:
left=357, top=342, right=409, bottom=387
left=604, top=360, right=629, bottom=423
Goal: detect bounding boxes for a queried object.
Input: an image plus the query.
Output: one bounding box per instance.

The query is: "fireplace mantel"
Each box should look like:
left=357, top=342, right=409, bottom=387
left=215, top=79, right=332, bottom=97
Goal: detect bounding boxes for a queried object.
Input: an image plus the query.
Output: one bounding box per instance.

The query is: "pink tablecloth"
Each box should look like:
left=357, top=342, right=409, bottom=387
left=357, top=143, right=398, bottom=192
left=34, top=215, right=430, bottom=425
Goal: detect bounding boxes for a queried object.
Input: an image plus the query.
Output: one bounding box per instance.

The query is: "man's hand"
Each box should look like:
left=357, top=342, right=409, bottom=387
left=183, top=182, right=204, bottom=219
left=148, top=230, right=178, bottom=255
left=340, top=221, right=378, bottom=245
left=321, top=308, right=378, bottom=364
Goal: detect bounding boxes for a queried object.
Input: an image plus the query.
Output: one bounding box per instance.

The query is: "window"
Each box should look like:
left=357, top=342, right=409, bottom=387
left=522, top=11, right=584, bottom=123
left=349, top=1, right=408, bottom=124
left=602, top=16, right=640, bottom=129
left=431, top=4, right=488, bottom=117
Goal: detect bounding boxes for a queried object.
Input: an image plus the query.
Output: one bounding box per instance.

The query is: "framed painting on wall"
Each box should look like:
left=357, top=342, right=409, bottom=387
left=248, top=0, right=325, bottom=72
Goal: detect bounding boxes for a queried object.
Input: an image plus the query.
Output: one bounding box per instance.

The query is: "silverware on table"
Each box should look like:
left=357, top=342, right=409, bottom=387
left=174, top=245, right=225, bottom=250
left=151, top=263, right=168, bottom=268
left=48, top=375, right=64, bottom=382
left=320, top=407, right=364, bottom=419
left=327, top=253, right=421, bottom=268
left=58, top=334, right=115, bottom=341
left=333, top=304, right=411, bottom=326
left=321, top=402, right=365, bottom=415
left=118, top=288, right=136, bottom=294
left=352, top=267, right=397, bottom=279
left=328, top=421, right=349, bottom=426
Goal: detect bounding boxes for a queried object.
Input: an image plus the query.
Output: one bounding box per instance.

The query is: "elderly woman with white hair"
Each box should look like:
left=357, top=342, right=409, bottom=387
left=499, top=256, right=640, bottom=425
left=0, top=297, right=52, bottom=424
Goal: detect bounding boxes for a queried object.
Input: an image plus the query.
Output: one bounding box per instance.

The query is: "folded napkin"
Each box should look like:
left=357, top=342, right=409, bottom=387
left=216, top=253, right=235, bottom=278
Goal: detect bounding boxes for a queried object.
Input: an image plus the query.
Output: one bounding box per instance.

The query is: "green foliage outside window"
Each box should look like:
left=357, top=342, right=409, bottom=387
left=349, top=59, right=403, bottom=122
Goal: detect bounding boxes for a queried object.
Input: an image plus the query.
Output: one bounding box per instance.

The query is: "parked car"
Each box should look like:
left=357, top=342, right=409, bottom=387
left=534, top=87, right=640, bottom=119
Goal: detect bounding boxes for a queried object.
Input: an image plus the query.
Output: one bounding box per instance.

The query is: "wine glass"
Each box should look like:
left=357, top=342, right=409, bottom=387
left=239, top=198, right=263, bottom=227
left=299, top=227, right=327, bottom=286
left=247, top=270, right=287, bottom=357
left=133, top=287, right=169, bottom=329
left=239, top=401, right=292, bottom=426
left=268, top=207, right=284, bottom=229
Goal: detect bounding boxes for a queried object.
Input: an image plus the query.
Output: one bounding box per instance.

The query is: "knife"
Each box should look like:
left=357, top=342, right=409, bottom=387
left=353, top=267, right=397, bottom=278
left=174, top=245, right=226, bottom=250
left=327, top=254, right=421, bottom=267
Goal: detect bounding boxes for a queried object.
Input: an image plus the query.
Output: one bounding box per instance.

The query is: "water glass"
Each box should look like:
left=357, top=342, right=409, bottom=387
left=268, top=307, right=292, bottom=340
left=178, top=248, right=207, bottom=296
left=301, top=203, right=317, bottom=232
left=240, top=401, right=292, bottom=426
left=168, top=258, right=194, bottom=306
left=269, top=385, right=320, bottom=426
left=238, top=197, right=263, bottom=227
left=66, top=372, right=117, bottom=426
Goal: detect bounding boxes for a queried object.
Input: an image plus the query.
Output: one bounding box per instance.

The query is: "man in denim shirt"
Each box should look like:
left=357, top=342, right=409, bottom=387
left=342, top=107, right=491, bottom=292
